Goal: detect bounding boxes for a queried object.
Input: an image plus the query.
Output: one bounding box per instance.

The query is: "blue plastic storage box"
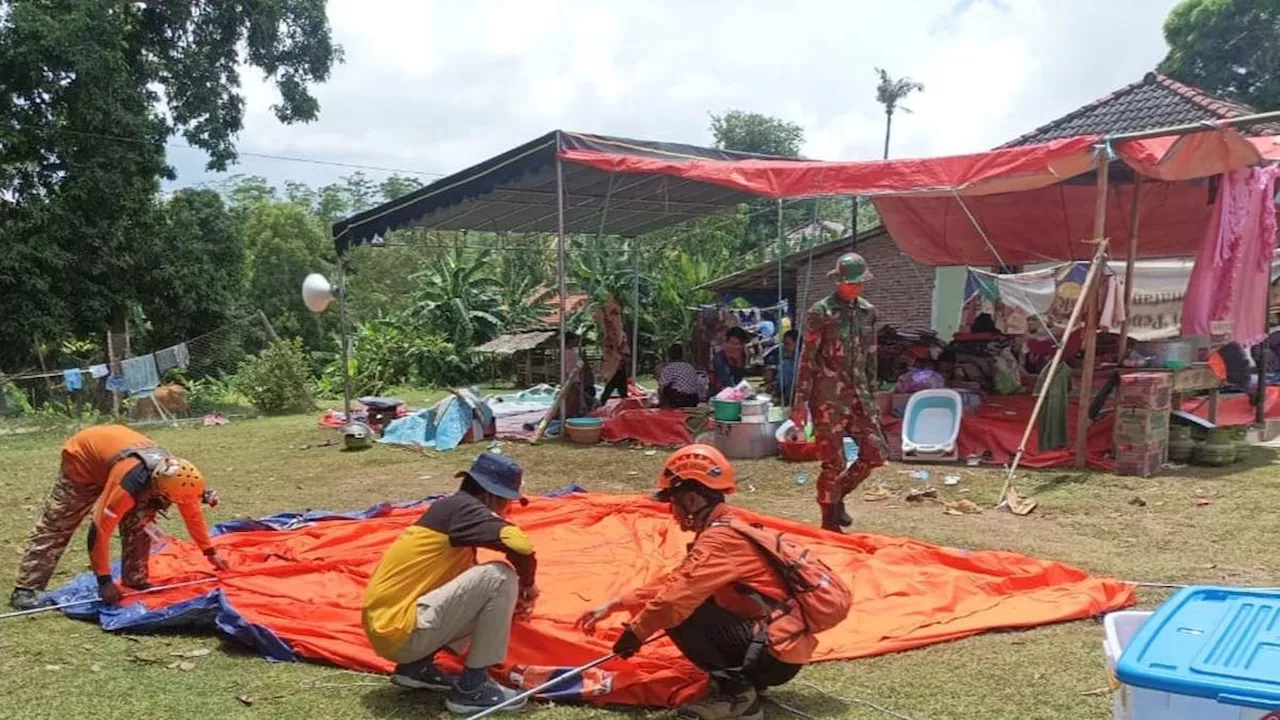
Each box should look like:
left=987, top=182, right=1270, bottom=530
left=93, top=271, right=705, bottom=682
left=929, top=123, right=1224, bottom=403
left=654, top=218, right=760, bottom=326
left=1115, top=586, right=1280, bottom=715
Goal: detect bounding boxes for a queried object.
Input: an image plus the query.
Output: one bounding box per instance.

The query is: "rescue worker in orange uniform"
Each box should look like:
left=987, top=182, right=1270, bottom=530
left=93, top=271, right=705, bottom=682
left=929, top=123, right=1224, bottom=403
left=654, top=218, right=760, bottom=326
left=9, top=425, right=227, bottom=610
left=576, top=445, right=826, bottom=720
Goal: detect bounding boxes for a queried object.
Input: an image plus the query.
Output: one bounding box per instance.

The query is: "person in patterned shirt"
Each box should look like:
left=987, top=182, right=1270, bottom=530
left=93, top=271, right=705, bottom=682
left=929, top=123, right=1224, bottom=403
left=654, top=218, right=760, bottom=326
left=790, top=253, right=889, bottom=532
left=658, top=343, right=703, bottom=408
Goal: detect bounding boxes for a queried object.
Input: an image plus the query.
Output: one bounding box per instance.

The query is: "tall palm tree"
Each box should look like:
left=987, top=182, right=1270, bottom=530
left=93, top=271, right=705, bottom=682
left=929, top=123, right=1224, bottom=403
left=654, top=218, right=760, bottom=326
left=874, top=68, right=925, bottom=159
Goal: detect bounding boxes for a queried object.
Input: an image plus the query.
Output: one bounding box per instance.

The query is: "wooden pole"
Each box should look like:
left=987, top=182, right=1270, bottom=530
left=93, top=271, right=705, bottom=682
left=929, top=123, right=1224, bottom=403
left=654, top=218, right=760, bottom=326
left=1117, top=176, right=1142, bottom=362
left=1074, top=154, right=1111, bottom=468
left=555, top=156, right=568, bottom=428
left=258, top=309, right=281, bottom=344
left=998, top=239, right=1109, bottom=503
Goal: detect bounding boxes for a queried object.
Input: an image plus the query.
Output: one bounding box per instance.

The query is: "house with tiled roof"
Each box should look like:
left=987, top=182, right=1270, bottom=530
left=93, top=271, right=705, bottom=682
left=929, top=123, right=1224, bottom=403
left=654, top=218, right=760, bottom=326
left=704, top=72, right=1268, bottom=338
left=1000, top=72, right=1277, bottom=147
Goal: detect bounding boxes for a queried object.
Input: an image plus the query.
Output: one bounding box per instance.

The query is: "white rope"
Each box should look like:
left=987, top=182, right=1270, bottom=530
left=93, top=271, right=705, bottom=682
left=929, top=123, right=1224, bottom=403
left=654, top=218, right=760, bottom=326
left=765, top=680, right=920, bottom=720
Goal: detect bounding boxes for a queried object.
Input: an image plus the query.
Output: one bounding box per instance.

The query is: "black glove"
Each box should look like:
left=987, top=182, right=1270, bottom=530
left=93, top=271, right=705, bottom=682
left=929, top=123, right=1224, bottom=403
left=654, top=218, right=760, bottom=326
left=96, top=575, right=122, bottom=606
left=612, top=626, right=643, bottom=659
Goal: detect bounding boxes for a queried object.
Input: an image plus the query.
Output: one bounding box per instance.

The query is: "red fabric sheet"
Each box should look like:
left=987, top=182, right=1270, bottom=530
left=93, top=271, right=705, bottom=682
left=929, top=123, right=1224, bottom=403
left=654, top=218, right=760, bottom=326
left=599, top=409, right=693, bottom=447
left=1181, top=386, right=1280, bottom=426
left=104, top=493, right=1134, bottom=707
left=883, top=395, right=1116, bottom=471
left=561, top=131, right=1279, bottom=267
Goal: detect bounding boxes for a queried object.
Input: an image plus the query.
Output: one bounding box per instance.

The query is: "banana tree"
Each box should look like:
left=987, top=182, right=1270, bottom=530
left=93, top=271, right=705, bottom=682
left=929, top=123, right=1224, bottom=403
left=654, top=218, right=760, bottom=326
left=408, top=247, right=507, bottom=349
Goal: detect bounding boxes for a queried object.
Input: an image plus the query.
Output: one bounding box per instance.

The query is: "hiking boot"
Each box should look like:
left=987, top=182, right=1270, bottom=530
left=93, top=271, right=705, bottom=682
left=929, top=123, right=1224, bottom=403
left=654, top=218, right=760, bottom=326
left=819, top=504, right=844, bottom=533
left=391, top=656, right=456, bottom=692
left=678, top=687, right=762, bottom=720
left=838, top=502, right=853, bottom=528
left=9, top=587, right=46, bottom=611
left=445, top=678, right=528, bottom=715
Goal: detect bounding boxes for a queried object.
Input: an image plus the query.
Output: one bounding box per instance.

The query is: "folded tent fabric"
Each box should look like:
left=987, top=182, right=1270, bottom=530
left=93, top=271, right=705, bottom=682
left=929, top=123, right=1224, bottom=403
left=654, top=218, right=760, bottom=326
left=50, top=492, right=1134, bottom=709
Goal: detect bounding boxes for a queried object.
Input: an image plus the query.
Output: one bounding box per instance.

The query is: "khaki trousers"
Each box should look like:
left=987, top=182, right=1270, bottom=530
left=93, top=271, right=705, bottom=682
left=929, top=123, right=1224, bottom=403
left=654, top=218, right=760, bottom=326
left=391, top=562, right=518, bottom=669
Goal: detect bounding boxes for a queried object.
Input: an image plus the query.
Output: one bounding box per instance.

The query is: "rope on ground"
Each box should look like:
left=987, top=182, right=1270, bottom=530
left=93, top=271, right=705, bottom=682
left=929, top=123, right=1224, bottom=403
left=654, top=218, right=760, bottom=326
left=1128, top=580, right=1280, bottom=591
left=764, top=680, right=921, bottom=720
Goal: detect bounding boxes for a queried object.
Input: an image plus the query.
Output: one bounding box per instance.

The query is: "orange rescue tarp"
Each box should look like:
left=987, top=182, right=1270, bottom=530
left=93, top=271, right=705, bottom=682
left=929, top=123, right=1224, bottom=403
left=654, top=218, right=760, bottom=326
left=99, top=493, right=1135, bottom=707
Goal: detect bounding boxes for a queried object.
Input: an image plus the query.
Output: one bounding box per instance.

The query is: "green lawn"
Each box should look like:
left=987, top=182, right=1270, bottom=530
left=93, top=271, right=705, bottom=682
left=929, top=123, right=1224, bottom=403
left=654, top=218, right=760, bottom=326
left=2, top=413, right=1277, bottom=720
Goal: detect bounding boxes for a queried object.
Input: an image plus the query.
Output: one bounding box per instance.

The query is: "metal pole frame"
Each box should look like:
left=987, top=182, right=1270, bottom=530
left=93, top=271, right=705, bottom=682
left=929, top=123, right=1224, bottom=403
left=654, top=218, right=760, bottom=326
left=336, top=254, right=353, bottom=419
left=630, top=236, right=640, bottom=381
left=556, top=157, right=568, bottom=428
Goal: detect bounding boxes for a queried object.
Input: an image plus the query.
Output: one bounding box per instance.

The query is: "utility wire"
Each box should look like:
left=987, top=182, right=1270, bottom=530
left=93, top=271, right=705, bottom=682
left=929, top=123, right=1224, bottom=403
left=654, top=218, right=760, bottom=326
left=54, top=128, right=447, bottom=177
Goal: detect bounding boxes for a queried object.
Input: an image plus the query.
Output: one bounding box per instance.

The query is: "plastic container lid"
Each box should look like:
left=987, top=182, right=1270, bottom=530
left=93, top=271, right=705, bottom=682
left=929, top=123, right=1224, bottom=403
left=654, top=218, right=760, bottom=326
left=1115, top=585, right=1280, bottom=712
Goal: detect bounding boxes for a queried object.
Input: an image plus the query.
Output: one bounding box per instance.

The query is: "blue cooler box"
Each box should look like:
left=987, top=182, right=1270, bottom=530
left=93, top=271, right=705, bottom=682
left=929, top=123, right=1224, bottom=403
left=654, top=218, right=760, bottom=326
left=1115, top=586, right=1280, bottom=719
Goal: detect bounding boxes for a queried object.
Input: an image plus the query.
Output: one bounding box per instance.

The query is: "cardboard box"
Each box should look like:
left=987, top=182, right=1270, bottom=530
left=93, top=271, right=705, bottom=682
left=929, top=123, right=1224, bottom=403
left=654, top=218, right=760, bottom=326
left=1115, top=440, right=1166, bottom=477
left=1114, top=407, right=1170, bottom=445
left=1117, top=372, right=1173, bottom=410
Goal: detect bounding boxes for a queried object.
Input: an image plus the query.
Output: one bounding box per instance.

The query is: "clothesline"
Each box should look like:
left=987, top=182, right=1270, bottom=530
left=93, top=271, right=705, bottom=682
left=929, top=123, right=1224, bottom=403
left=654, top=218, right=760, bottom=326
left=3, top=342, right=189, bottom=397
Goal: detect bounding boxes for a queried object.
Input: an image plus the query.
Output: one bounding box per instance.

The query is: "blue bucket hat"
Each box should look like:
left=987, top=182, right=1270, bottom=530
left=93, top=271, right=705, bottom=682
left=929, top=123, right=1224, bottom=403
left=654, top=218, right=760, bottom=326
left=457, top=452, right=526, bottom=503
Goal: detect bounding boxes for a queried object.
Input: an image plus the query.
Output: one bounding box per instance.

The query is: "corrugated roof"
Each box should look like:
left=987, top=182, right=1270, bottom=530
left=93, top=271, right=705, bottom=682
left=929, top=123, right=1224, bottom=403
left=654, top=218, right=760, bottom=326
left=473, top=330, right=557, bottom=355
left=699, top=226, right=890, bottom=294
left=1001, top=72, right=1277, bottom=148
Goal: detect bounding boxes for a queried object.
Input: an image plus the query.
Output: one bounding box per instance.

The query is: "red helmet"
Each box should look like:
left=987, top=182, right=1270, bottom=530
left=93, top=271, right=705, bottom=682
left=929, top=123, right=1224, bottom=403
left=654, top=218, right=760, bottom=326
left=657, top=444, right=736, bottom=498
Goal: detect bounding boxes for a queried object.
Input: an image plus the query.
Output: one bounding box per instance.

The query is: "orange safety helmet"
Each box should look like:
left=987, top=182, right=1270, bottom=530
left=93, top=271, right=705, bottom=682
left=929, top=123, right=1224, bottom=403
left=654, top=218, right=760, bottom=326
left=657, top=444, right=736, bottom=498
left=152, top=458, right=206, bottom=504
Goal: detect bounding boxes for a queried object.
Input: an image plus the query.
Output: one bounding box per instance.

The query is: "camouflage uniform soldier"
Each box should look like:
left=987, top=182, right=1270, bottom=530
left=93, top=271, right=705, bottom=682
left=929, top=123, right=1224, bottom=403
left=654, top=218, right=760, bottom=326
left=790, top=253, right=888, bottom=532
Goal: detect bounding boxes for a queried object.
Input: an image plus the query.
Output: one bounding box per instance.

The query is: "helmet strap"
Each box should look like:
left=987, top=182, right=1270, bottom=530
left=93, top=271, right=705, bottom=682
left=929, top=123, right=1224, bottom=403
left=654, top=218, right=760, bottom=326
left=673, top=486, right=720, bottom=530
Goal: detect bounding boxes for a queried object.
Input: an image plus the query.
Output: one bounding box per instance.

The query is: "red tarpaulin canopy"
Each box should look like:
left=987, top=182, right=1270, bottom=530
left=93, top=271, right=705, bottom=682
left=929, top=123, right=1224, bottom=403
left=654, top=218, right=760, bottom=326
left=560, top=129, right=1280, bottom=266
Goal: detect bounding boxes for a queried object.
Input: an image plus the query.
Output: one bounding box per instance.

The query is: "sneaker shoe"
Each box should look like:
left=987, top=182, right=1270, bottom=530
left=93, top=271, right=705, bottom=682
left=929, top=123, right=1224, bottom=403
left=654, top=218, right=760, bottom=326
left=445, top=678, right=528, bottom=715
left=678, top=687, right=762, bottom=720
left=9, top=587, right=46, bottom=611
left=391, top=657, right=456, bottom=692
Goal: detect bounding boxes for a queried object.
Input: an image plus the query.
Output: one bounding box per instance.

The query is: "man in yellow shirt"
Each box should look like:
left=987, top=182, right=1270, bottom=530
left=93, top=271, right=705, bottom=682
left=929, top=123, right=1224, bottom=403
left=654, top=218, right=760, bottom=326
left=363, top=452, right=538, bottom=715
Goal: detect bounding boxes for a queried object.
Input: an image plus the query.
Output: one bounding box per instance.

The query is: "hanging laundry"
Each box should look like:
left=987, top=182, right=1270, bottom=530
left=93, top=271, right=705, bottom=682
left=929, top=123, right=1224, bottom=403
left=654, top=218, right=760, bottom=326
left=88, top=364, right=109, bottom=379
left=154, top=343, right=190, bottom=373
left=62, top=369, right=83, bottom=392
left=1182, top=165, right=1280, bottom=346
left=105, top=375, right=129, bottom=392
left=121, top=354, right=160, bottom=396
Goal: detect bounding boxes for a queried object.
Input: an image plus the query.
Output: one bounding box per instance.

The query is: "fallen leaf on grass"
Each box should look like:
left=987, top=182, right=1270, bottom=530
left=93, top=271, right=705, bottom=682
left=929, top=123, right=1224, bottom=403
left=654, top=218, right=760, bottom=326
left=1194, top=498, right=1212, bottom=507
left=43, top=665, right=62, bottom=671
left=236, top=696, right=255, bottom=707
left=1128, top=496, right=1147, bottom=507
left=171, top=648, right=211, bottom=658
left=943, top=499, right=983, bottom=516
left=166, top=660, right=196, bottom=671
left=90, top=664, right=101, bottom=673
left=1002, top=487, right=1038, bottom=516
left=862, top=484, right=893, bottom=502
left=1081, top=687, right=1111, bottom=697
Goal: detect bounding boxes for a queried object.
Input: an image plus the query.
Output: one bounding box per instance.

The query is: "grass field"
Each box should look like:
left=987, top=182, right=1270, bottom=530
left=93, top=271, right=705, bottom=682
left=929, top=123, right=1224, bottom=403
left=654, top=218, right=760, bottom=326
left=2, top=411, right=1278, bottom=720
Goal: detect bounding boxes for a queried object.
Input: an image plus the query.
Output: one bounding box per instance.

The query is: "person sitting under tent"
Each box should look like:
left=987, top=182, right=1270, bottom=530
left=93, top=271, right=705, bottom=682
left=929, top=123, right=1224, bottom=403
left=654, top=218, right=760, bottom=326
left=576, top=445, right=850, bottom=720
left=363, top=452, right=539, bottom=715
left=658, top=343, right=703, bottom=408
left=9, top=424, right=227, bottom=610
left=711, top=327, right=750, bottom=394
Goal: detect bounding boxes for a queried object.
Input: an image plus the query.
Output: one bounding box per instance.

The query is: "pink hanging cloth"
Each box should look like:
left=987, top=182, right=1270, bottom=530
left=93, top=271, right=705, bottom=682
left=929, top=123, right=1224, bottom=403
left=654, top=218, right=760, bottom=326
left=1181, top=165, right=1280, bottom=347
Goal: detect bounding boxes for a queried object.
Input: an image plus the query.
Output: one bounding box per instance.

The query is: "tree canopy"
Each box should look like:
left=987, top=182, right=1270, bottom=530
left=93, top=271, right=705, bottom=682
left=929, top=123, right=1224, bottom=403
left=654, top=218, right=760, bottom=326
left=0, top=0, right=340, bottom=369
left=1159, top=0, right=1280, bottom=111
left=709, top=110, right=805, bottom=157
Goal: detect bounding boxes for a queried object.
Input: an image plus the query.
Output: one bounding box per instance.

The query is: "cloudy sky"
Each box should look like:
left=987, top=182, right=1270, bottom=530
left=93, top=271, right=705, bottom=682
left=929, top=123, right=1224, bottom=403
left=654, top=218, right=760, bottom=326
left=168, top=0, right=1184, bottom=192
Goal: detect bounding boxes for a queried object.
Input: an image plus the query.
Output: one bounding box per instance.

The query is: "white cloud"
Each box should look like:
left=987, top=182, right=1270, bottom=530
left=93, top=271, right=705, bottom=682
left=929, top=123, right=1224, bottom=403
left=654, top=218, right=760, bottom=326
left=169, top=0, right=1183, bottom=191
